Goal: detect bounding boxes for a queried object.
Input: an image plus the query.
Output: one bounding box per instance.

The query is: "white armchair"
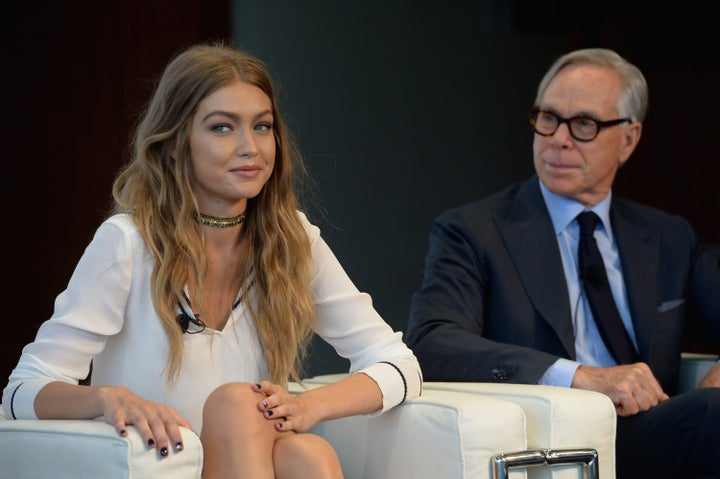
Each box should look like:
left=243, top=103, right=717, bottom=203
left=0, top=353, right=714, bottom=479
left=420, top=382, right=613, bottom=479
left=0, top=385, right=528, bottom=479
left=0, top=416, right=203, bottom=479
left=289, top=381, right=529, bottom=479
left=301, top=374, right=614, bottom=479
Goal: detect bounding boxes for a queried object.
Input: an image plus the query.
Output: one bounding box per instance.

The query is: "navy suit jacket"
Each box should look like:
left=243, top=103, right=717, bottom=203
left=406, top=176, right=720, bottom=395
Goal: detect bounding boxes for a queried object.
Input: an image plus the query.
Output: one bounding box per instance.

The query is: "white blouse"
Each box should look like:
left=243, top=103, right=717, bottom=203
left=3, top=212, right=422, bottom=432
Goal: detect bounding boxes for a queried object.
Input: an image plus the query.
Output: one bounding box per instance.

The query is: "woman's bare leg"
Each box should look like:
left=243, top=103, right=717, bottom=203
left=201, top=382, right=281, bottom=478
left=200, top=382, right=343, bottom=479
left=274, top=433, right=343, bottom=479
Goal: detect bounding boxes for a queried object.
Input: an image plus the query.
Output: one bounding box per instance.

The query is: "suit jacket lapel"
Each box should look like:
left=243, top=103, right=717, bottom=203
left=610, top=202, right=659, bottom=360
left=494, top=178, right=576, bottom=357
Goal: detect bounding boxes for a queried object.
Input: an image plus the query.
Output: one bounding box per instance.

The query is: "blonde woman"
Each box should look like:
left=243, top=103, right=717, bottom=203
left=3, top=42, right=422, bottom=478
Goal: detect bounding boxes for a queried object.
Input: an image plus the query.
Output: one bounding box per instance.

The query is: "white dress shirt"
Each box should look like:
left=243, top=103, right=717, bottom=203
left=537, top=180, right=638, bottom=387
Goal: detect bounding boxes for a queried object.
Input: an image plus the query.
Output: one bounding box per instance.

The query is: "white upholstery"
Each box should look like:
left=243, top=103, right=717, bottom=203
left=289, top=380, right=528, bottom=479
left=422, top=382, right=614, bottom=479
left=0, top=413, right=203, bottom=479
left=0, top=385, right=527, bottom=479
left=303, top=374, right=614, bottom=479
left=0, top=353, right=712, bottom=478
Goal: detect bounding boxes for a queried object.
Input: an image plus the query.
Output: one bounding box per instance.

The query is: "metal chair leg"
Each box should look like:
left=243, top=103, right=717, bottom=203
left=493, top=448, right=599, bottom=479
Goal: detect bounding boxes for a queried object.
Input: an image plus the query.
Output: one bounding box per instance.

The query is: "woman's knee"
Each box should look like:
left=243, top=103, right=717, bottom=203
left=202, top=382, right=267, bottom=430
left=200, top=383, right=282, bottom=477
left=274, top=433, right=343, bottom=479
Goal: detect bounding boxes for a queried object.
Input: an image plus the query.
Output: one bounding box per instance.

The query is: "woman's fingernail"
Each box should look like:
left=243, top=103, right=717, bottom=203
left=148, top=438, right=155, bottom=447
left=262, top=401, right=268, bottom=408
left=175, top=442, right=184, bottom=451
left=119, top=429, right=127, bottom=437
left=254, top=383, right=261, bottom=390
left=277, top=422, right=283, bottom=429
left=160, top=447, right=168, bottom=457
left=266, top=410, right=273, bottom=417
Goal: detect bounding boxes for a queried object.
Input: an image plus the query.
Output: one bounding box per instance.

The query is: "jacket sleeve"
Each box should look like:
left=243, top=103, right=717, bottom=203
left=405, top=207, right=561, bottom=383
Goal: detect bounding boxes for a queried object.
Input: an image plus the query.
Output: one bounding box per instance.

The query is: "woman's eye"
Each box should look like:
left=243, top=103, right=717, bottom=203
left=211, top=124, right=232, bottom=133
left=255, top=122, right=273, bottom=132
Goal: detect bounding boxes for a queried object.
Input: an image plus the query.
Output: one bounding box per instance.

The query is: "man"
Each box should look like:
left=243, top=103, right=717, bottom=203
left=405, top=48, right=719, bottom=479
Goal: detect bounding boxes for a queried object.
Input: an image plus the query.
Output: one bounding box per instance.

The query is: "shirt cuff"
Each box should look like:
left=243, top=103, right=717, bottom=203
left=357, top=359, right=420, bottom=416
left=538, top=358, right=580, bottom=388
left=3, top=378, right=56, bottom=420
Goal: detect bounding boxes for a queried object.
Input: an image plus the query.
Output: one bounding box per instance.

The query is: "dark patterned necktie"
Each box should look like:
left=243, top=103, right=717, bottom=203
left=577, top=211, right=638, bottom=364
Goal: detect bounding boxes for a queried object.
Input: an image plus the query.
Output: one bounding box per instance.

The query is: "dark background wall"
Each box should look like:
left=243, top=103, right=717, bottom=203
left=4, top=1, right=718, bottom=385
left=231, top=1, right=719, bottom=373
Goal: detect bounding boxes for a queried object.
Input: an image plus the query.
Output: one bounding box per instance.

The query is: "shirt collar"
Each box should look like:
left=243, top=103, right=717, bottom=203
left=538, top=179, right=614, bottom=239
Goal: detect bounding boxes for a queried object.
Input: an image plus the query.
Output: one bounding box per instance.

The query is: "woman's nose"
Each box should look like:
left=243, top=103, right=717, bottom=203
left=236, top=129, right=258, bottom=158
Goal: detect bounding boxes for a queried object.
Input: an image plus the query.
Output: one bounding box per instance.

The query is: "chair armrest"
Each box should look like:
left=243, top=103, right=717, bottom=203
left=679, top=352, right=717, bottom=393
left=422, top=382, right=615, bottom=479
left=291, top=378, right=528, bottom=479
left=0, top=411, right=203, bottom=479
left=299, top=374, right=614, bottom=479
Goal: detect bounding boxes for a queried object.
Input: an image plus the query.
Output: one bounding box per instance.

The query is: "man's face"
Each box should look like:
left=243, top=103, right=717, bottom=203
left=532, top=63, right=642, bottom=207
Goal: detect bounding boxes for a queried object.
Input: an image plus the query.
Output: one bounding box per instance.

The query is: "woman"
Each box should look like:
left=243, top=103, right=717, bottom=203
left=2, top=42, right=422, bottom=478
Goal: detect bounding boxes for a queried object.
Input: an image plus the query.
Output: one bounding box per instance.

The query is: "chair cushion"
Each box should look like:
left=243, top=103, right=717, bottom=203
left=296, top=375, right=528, bottom=478
left=422, top=382, right=615, bottom=479
left=0, top=413, right=203, bottom=479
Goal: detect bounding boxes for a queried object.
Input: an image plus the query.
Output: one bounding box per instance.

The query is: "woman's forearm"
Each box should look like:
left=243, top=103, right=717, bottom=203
left=34, top=381, right=108, bottom=419
left=299, top=372, right=383, bottom=424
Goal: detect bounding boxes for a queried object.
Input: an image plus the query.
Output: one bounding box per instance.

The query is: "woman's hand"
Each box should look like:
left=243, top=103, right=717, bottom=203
left=35, top=381, right=191, bottom=458
left=253, top=381, right=319, bottom=433
left=98, top=385, right=192, bottom=457
left=253, top=373, right=383, bottom=433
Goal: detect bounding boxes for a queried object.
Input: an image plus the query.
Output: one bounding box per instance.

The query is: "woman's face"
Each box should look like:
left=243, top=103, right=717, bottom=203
left=188, top=80, right=276, bottom=216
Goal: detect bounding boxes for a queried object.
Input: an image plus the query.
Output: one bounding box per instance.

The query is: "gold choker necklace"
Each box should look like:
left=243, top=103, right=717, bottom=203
left=196, top=212, right=246, bottom=228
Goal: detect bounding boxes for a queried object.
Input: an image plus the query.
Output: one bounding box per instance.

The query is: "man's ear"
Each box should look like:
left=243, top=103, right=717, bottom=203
left=619, top=121, right=642, bottom=166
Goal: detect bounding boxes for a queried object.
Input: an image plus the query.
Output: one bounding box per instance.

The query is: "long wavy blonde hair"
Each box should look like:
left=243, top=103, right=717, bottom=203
left=111, top=42, right=316, bottom=384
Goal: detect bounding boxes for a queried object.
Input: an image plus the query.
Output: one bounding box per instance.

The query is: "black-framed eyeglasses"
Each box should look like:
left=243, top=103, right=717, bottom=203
left=529, top=107, right=631, bottom=142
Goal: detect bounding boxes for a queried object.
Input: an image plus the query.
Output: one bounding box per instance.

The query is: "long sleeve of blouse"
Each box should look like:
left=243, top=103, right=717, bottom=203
left=2, top=212, right=422, bottom=428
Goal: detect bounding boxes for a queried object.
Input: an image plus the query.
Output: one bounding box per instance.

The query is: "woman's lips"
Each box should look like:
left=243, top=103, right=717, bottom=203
left=232, top=166, right=261, bottom=178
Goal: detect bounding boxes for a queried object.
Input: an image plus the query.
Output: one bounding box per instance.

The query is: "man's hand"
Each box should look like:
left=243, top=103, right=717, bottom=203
left=571, top=362, right=669, bottom=417
left=698, top=363, right=720, bottom=388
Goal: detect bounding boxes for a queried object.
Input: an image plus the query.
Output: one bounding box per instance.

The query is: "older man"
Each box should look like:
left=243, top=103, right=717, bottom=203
left=406, top=48, right=720, bottom=479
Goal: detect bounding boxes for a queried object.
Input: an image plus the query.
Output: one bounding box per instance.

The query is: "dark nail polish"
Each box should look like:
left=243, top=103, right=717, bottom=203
left=254, top=383, right=261, bottom=389
left=160, top=447, right=168, bottom=457
left=262, top=401, right=269, bottom=408
left=148, top=438, right=155, bottom=447
left=266, top=410, right=273, bottom=417
left=277, top=422, right=283, bottom=429
left=175, top=442, right=184, bottom=451
left=119, top=429, right=127, bottom=436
